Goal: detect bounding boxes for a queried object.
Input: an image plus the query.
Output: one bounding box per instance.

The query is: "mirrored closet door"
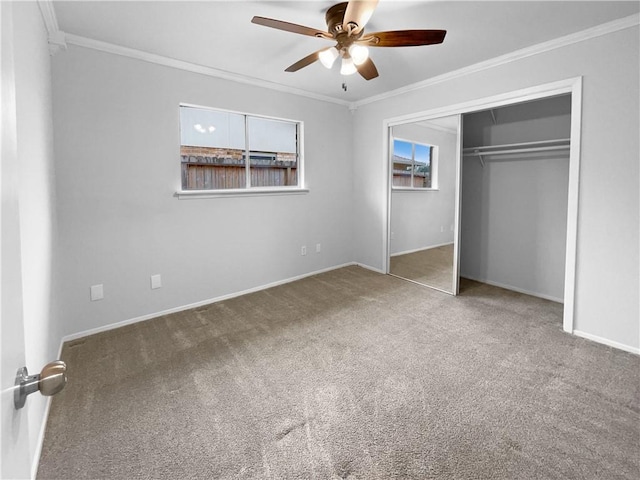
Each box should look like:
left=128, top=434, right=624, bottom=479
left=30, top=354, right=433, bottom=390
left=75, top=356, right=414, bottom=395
left=388, top=114, right=461, bottom=294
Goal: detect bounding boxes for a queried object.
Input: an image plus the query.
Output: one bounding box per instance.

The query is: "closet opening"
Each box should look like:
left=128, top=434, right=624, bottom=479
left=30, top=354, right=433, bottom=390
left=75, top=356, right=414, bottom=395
left=460, top=94, right=572, bottom=310
left=382, top=77, right=582, bottom=334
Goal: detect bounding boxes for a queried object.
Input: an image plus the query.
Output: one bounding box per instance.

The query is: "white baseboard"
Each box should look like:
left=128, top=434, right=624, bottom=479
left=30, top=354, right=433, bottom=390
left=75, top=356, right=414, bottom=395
left=391, top=242, right=454, bottom=258
left=354, top=262, right=385, bottom=274
left=30, top=338, right=64, bottom=479
left=572, top=330, right=639, bottom=355
left=461, top=275, right=564, bottom=303
left=30, top=398, right=51, bottom=480
left=31, top=399, right=50, bottom=480
left=62, top=262, right=358, bottom=343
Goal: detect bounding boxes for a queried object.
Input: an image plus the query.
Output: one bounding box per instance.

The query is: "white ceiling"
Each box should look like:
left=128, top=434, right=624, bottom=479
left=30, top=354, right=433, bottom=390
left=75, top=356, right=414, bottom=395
left=52, top=1, right=640, bottom=103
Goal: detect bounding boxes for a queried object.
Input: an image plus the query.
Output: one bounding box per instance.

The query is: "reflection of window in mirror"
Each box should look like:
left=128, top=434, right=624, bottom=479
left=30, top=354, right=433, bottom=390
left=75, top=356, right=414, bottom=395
left=392, top=138, right=438, bottom=189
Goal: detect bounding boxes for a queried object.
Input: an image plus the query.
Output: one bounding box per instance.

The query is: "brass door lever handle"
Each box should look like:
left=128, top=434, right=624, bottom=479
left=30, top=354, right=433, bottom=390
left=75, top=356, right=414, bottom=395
left=14, top=361, right=67, bottom=409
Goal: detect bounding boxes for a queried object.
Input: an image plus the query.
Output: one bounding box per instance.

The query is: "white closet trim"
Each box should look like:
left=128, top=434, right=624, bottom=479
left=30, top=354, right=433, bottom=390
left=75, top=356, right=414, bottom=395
left=382, top=76, right=582, bottom=338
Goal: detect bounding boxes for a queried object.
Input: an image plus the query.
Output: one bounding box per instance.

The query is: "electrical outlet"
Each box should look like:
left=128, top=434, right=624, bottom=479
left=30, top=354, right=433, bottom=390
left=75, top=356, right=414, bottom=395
left=316, top=243, right=321, bottom=253
left=391, top=232, right=395, bottom=239
left=301, top=245, right=307, bottom=256
left=151, top=274, right=162, bottom=289
left=90, top=284, right=104, bottom=301
left=440, top=225, right=444, bottom=232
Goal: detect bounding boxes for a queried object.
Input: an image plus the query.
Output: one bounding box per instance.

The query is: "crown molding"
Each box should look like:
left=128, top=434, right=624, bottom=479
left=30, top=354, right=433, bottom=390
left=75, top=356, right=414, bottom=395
left=37, top=0, right=66, bottom=55
left=37, top=0, right=58, bottom=34
left=351, top=12, right=640, bottom=109
left=63, top=33, right=351, bottom=107
left=49, top=10, right=638, bottom=109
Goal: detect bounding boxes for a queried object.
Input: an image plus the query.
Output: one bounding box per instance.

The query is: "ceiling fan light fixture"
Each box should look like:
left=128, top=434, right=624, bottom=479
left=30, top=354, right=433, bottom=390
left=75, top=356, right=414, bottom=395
left=340, top=56, right=357, bottom=75
left=348, top=44, right=369, bottom=65
left=319, top=47, right=339, bottom=69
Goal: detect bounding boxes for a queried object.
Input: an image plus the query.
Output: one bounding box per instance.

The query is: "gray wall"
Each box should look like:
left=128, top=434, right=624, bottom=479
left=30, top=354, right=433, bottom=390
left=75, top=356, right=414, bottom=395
left=52, top=46, right=354, bottom=336
left=460, top=97, right=571, bottom=301
left=352, top=27, right=639, bottom=350
left=390, top=122, right=457, bottom=255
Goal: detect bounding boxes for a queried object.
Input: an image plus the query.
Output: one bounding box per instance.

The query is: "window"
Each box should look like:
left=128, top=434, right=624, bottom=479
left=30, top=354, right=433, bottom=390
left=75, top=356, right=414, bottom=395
left=179, top=105, right=302, bottom=191
left=392, top=139, right=436, bottom=189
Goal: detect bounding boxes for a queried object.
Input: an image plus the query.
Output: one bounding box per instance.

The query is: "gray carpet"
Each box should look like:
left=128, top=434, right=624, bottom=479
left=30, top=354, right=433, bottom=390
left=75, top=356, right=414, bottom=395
left=390, top=244, right=454, bottom=292
left=38, top=266, right=639, bottom=479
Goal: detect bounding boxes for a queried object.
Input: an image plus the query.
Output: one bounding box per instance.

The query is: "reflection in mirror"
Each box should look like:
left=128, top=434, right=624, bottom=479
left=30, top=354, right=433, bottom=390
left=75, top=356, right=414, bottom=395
left=389, top=115, right=459, bottom=294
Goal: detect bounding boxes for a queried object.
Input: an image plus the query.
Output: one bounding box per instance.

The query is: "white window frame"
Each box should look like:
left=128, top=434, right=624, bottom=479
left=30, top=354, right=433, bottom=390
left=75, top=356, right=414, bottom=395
left=176, top=103, right=307, bottom=199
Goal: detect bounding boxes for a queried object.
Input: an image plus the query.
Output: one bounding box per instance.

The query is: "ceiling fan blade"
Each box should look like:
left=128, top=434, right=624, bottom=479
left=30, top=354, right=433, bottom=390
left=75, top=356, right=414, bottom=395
left=343, top=0, right=379, bottom=35
left=357, top=57, right=379, bottom=81
left=363, top=30, right=447, bottom=47
left=285, top=50, right=324, bottom=72
left=251, top=16, right=328, bottom=38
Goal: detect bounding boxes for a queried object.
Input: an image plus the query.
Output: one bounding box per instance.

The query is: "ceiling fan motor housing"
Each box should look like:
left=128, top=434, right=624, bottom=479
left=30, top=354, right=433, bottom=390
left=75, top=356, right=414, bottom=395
left=326, top=2, right=349, bottom=34
left=325, top=2, right=366, bottom=54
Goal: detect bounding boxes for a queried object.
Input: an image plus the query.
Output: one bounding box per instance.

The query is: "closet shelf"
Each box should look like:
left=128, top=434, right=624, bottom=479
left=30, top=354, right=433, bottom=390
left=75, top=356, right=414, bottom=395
left=463, top=138, right=570, bottom=167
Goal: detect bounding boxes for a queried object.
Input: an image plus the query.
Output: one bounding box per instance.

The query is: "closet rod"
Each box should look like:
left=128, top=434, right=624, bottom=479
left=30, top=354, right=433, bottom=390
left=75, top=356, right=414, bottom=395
left=464, top=144, right=570, bottom=157
left=464, top=138, right=571, bottom=152
left=465, top=138, right=571, bottom=150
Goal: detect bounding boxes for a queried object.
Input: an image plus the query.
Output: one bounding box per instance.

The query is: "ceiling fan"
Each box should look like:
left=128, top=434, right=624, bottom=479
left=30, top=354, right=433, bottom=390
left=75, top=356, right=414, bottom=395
left=251, top=0, right=446, bottom=81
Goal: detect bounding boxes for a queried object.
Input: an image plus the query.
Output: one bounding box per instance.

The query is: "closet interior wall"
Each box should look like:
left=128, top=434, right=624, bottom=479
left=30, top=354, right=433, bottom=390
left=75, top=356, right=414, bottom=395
left=460, top=95, right=572, bottom=302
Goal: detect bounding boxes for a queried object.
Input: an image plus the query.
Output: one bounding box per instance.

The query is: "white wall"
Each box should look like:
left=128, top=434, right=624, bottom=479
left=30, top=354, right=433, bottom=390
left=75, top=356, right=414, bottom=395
left=51, top=46, right=354, bottom=336
left=390, top=123, right=457, bottom=255
left=460, top=97, right=571, bottom=301
left=352, top=26, right=639, bottom=351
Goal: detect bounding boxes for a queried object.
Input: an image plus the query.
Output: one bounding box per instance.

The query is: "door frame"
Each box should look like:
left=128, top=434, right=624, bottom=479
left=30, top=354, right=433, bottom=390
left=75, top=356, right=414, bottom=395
left=382, top=76, right=583, bottom=334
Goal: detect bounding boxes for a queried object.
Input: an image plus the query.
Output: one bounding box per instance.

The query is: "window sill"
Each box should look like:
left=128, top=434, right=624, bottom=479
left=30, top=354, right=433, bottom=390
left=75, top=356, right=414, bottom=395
left=392, top=187, right=439, bottom=192
left=176, top=187, right=309, bottom=199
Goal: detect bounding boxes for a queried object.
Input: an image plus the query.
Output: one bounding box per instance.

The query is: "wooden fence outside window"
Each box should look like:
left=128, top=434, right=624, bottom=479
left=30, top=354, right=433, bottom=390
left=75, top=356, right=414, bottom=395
left=181, top=146, right=297, bottom=189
